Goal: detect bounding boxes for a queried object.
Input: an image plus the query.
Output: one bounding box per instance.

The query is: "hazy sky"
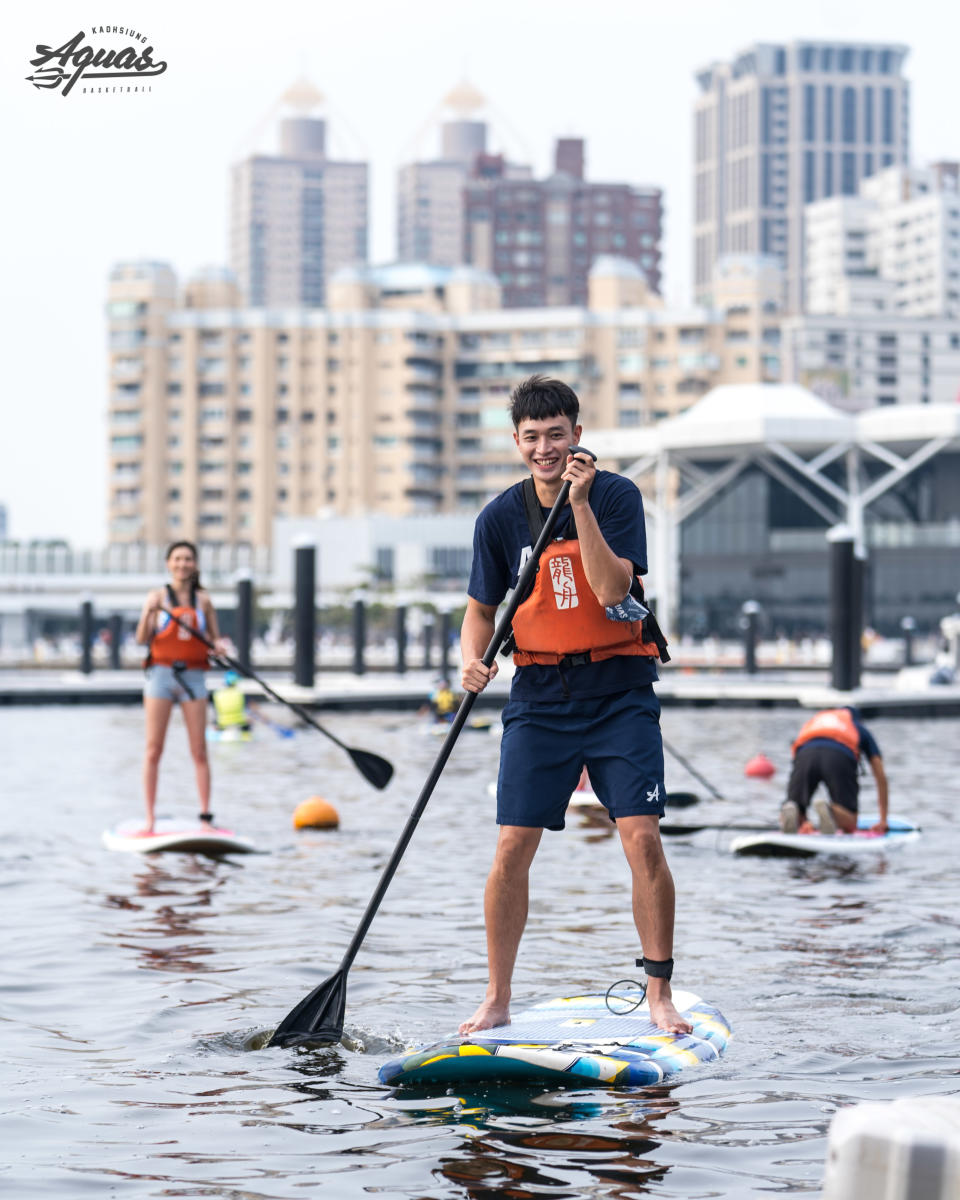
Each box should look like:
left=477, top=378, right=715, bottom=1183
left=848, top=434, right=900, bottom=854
left=2, top=0, right=954, bottom=544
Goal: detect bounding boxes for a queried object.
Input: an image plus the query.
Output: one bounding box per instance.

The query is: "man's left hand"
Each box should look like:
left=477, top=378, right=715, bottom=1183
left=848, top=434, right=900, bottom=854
left=563, top=450, right=596, bottom=504
left=870, top=820, right=888, bottom=835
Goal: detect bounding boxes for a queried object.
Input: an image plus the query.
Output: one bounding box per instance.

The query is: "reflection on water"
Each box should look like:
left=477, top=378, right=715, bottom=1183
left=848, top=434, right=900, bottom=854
left=0, top=704, right=957, bottom=1197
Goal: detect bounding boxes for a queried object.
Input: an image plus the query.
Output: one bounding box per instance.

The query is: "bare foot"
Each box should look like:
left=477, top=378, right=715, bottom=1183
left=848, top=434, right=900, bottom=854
left=647, top=985, right=694, bottom=1035
left=458, top=998, right=510, bottom=1036
left=798, top=819, right=815, bottom=834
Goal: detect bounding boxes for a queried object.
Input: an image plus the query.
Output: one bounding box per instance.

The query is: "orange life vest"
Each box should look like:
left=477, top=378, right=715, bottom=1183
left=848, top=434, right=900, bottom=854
left=512, top=537, right=663, bottom=667
left=791, top=708, right=860, bottom=757
left=146, top=584, right=209, bottom=670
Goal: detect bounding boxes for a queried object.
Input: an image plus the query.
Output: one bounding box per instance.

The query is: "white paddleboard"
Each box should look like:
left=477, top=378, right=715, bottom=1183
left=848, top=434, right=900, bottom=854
left=379, top=988, right=731, bottom=1088
left=730, top=814, right=919, bottom=857
left=103, top=817, right=258, bottom=855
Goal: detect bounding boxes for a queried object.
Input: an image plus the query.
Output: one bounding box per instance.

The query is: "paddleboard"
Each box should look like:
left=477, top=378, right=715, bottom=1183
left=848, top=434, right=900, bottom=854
left=206, top=726, right=253, bottom=743
left=102, top=817, right=258, bottom=855
left=378, top=989, right=730, bottom=1088
left=422, top=717, right=497, bottom=736
left=730, top=814, right=919, bottom=858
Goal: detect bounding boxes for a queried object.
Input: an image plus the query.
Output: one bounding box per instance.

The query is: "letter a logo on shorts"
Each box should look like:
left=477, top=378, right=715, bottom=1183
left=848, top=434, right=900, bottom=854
left=646, top=783, right=660, bottom=805
left=550, top=556, right=578, bottom=610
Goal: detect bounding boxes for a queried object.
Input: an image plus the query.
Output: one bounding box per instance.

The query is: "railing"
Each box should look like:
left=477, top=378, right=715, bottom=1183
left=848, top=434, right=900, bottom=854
left=0, top=542, right=271, bottom=581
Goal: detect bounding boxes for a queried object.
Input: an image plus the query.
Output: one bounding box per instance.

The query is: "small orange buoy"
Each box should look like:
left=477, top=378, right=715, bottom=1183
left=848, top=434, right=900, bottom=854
left=293, top=797, right=340, bottom=830
left=744, top=754, right=776, bottom=779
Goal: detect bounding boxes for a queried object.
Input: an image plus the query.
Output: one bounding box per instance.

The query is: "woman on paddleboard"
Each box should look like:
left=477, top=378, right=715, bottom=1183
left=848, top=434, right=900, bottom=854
left=135, top=541, right=229, bottom=834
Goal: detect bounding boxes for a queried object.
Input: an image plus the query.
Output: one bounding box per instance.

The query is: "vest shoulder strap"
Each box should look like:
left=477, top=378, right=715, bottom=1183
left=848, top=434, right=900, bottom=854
left=521, top=476, right=577, bottom=543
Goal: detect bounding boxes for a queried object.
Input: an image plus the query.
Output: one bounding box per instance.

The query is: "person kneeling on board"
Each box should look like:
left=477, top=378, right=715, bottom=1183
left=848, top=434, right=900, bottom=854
left=211, top=670, right=256, bottom=733
left=460, top=374, right=690, bottom=1037
left=780, top=707, right=889, bottom=835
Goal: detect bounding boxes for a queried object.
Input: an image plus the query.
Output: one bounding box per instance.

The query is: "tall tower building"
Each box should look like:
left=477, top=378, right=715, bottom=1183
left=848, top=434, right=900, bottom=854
left=464, top=138, right=663, bottom=307
left=693, top=41, right=910, bottom=312
left=230, top=83, right=368, bottom=308
left=397, top=83, right=493, bottom=267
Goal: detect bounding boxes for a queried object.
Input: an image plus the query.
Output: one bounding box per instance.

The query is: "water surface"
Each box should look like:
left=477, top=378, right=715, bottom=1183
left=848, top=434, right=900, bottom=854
left=2, top=704, right=957, bottom=1197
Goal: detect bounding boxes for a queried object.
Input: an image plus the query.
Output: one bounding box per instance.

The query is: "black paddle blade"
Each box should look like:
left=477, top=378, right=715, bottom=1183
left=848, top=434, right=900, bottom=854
left=667, top=791, right=699, bottom=808
left=349, top=748, right=394, bottom=790
left=268, top=968, right=347, bottom=1048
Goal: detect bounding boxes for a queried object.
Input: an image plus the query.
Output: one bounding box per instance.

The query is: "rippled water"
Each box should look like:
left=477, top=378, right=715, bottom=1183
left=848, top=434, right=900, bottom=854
left=2, top=702, right=958, bottom=1198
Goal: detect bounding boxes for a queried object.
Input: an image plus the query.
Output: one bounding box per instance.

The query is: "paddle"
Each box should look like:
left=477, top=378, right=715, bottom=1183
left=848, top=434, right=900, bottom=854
left=660, top=821, right=772, bottom=835
left=267, top=446, right=597, bottom=1048
left=661, top=738, right=724, bottom=801
left=159, top=609, right=393, bottom=790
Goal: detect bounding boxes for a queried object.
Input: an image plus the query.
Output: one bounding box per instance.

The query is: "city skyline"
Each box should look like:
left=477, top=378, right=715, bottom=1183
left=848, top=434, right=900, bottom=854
left=4, top=0, right=956, bottom=544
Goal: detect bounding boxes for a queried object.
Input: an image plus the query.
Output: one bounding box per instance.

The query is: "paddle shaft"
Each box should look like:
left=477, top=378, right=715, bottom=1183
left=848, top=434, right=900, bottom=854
left=332, top=469, right=583, bottom=978
left=661, top=738, right=724, bottom=801
left=159, top=608, right=353, bottom=753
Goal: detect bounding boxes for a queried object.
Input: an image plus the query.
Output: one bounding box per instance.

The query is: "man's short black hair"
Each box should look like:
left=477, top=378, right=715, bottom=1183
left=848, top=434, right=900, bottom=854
left=509, top=375, right=579, bottom=430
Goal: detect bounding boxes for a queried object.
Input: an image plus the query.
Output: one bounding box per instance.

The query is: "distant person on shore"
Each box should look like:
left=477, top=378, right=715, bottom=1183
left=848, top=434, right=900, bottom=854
left=135, top=541, right=229, bottom=833
left=459, top=374, right=688, bottom=1036
left=780, top=706, right=889, bottom=835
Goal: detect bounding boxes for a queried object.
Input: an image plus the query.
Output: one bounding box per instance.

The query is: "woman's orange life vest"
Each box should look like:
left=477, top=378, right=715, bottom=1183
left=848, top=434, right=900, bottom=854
left=511, top=537, right=663, bottom=667
left=791, top=708, right=860, bottom=757
left=146, top=584, right=209, bottom=670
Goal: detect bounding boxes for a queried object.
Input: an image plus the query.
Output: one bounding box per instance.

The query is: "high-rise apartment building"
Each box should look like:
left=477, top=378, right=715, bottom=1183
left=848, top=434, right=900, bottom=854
left=464, top=138, right=663, bottom=307
left=693, top=40, right=910, bottom=312
left=397, top=119, right=488, bottom=266
left=230, top=116, right=368, bottom=308
left=806, top=163, right=960, bottom=318
left=106, top=257, right=778, bottom=550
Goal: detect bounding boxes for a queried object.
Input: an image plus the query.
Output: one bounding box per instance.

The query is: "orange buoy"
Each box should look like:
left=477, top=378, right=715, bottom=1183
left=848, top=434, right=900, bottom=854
left=744, top=754, right=776, bottom=779
left=293, top=797, right=340, bottom=830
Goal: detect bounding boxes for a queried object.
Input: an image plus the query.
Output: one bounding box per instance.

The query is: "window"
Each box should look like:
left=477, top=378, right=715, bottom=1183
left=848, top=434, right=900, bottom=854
left=864, top=86, right=874, bottom=141
left=882, top=88, right=895, bottom=144
left=804, top=84, right=816, bottom=141
left=823, top=85, right=834, bottom=143
left=842, top=152, right=857, bottom=196
left=842, top=87, right=857, bottom=143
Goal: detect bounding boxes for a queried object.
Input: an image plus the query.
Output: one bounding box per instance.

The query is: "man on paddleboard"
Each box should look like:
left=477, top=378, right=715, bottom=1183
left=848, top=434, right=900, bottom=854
left=459, top=375, right=691, bottom=1036
left=780, top=707, right=889, bottom=835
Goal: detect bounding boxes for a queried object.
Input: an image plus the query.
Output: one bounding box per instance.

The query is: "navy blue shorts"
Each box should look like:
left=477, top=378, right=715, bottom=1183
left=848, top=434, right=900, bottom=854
left=496, top=685, right=667, bottom=830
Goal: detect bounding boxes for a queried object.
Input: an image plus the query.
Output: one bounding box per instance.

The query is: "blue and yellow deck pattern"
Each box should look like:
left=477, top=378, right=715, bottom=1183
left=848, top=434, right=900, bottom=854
left=379, top=990, right=731, bottom=1088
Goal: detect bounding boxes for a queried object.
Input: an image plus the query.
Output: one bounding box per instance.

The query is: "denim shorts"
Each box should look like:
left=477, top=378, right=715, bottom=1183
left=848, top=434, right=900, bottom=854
left=143, top=665, right=208, bottom=703
left=496, top=685, right=667, bottom=830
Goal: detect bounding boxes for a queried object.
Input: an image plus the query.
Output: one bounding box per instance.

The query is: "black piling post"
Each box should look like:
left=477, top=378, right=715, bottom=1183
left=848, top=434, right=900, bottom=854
left=395, top=605, right=407, bottom=675
left=80, top=598, right=94, bottom=675
left=900, top=615, right=916, bottom=666
left=741, top=600, right=760, bottom=674
left=294, top=542, right=316, bottom=688
left=422, top=613, right=435, bottom=671
left=850, top=544, right=865, bottom=690
left=828, top=528, right=855, bottom=691
left=235, top=570, right=253, bottom=674
left=439, top=609, right=452, bottom=678
left=352, top=598, right=366, bottom=676
left=108, top=613, right=123, bottom=670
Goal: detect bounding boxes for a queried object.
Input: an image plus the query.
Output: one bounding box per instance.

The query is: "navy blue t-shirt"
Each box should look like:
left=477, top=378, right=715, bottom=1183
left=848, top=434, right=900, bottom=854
left=467, top=471, right=659, bottom=701
left=805, top=717, right=881, bottom=764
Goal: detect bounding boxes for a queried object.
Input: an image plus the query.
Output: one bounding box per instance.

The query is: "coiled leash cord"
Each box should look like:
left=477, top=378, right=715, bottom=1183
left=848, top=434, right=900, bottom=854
left=604, top=957, right=674, bottom=1015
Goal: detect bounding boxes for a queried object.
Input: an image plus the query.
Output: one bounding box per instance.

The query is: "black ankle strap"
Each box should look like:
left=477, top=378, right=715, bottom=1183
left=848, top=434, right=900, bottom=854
left=199, top=812, right=214, bottom=824
left=636, top=956, right=674, bottom=980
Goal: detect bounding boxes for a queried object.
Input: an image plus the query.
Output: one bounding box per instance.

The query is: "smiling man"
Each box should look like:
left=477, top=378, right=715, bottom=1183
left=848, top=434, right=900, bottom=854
left=459, top=375, right=690, bottom=1036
